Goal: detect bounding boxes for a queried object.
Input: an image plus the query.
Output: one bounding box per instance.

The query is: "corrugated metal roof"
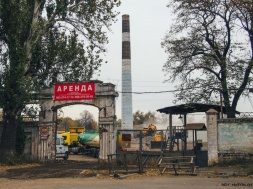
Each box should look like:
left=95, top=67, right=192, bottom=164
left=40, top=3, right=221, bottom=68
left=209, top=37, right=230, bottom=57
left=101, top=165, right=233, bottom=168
left=185, top=123, right=207, bottom=130
left=157, top=103, right=240, bottom=115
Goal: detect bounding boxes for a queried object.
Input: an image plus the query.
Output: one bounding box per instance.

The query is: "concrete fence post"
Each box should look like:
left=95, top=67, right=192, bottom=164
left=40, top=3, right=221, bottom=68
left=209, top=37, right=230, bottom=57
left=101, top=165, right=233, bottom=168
left=206, top=109, right=219, bottom=166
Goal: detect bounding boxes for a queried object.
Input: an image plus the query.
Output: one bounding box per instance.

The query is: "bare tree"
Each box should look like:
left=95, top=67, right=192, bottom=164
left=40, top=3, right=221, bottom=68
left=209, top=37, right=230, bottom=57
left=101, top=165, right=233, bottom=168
left=162, top=0, right=253, bottom=118
left=57, top=117, right=79, bottom=131
left=78, top=110, right=96, bottom=130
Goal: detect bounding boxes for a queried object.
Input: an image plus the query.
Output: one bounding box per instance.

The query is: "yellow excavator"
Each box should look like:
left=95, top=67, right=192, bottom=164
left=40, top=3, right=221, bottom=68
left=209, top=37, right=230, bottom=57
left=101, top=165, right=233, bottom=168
left=142, top=124, right=163, bottom=141
left=142, top=124, right=157, bottom=136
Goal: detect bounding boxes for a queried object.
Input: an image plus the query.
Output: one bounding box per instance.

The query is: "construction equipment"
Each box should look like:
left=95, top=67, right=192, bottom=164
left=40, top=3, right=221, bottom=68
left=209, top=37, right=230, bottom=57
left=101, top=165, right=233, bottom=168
left=61, top=127, right=85, bottom=154
left=142, top=124, right=164, bottom=145
left=141, top=123, right=166, bottom=150
left=142, top=124, right=157, bottom=136
left=153, top=133, right=163, bottom=141
left=78, top=131, right=100, bottom=158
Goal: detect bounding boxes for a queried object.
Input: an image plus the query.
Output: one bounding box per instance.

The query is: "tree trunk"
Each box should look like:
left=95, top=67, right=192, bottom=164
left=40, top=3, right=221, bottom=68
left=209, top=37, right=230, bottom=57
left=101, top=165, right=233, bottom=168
left=225, top=106, right=236, bottom=118
left=222, top=88, right=236, bottom=118
left=0, top=114, right=18, bottom=163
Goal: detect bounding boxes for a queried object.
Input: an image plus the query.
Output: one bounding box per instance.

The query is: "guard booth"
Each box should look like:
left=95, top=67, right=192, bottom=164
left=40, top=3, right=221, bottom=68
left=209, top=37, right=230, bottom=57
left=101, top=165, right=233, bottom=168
left=185, top=123, right=207, bottom=167
left=156, top=103, right=232, bottom=167
left=185, top=123, right=207, bottom=152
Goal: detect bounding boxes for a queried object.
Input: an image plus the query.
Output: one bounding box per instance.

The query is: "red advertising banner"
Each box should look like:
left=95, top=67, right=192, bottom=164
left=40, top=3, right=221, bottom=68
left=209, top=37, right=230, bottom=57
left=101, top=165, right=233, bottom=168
left=54, top=83, right=95, bottom=101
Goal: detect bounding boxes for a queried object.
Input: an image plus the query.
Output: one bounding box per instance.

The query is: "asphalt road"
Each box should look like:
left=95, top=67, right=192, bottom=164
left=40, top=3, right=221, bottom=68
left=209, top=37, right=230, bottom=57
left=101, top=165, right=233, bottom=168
left=1, top=176, right=253, bottom=189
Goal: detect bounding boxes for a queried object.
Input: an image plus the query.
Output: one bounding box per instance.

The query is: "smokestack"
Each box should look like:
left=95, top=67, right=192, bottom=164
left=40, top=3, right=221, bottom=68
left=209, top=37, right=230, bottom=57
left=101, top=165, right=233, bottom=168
left=121, top=14, right=133, bottom=130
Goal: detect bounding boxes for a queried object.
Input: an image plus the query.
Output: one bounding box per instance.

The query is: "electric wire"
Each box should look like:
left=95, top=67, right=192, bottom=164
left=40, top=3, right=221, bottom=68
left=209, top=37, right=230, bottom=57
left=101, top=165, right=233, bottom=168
left=118, top=87, right=253, bottom=94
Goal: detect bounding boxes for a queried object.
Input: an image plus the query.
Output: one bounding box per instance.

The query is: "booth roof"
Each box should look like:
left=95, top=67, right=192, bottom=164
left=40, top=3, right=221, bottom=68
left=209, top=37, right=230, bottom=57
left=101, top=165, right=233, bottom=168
left=156, top=103, right=240, bottom=115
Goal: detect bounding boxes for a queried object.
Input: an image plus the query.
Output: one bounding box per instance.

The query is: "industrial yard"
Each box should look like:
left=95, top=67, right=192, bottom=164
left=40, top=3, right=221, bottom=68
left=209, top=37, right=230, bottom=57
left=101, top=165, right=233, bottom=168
left=0, top=154, right=253, bottom=189
left=0, top=154, right=252, bottom=179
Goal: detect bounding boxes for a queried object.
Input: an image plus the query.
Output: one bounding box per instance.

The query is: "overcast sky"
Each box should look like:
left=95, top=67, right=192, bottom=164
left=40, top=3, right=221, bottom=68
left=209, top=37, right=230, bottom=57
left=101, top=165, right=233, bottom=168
left=62, top=0, right=253, bottom=122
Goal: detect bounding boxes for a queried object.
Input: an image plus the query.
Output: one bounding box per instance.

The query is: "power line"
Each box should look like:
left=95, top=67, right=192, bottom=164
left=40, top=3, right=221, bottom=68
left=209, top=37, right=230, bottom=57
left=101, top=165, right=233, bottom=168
left=119, top=90, right=180, bottom=94
left=96, top=77, right=171, bottom=84
left=119, top=86, right=206, bottom=94
left=118, top=87, right=253, bottom=94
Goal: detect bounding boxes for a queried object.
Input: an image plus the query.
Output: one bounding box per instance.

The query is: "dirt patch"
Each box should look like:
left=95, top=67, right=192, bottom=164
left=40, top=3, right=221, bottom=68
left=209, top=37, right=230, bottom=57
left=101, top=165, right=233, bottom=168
left=0, top=154, right=107, bottom=179
left=1, top=154, right=253, bottom=180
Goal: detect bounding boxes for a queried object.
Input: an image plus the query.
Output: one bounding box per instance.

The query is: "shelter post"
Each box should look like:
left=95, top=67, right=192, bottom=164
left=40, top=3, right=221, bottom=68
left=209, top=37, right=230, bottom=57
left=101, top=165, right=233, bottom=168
left=169, top=113, right=173, bottom=151
left=183, top=113, right=187, bottom=150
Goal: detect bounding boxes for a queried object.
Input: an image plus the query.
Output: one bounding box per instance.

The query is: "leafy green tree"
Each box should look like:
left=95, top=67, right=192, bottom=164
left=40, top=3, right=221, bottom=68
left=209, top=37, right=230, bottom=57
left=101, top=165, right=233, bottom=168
left=116, top=118, right=122, bottom=128
left=133, top=110, right=157, bottom=125
left=0, top=0, right=120, bottom=162
left=162, top=0, right=253, bottom=118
